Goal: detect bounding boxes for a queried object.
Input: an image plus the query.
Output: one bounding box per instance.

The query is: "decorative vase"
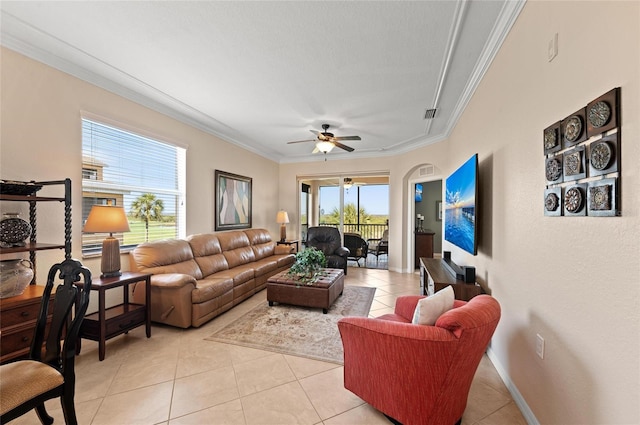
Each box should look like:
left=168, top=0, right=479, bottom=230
left=0, top=259, right=34, bottom=298
left=0, top=212, right=32, bottom=247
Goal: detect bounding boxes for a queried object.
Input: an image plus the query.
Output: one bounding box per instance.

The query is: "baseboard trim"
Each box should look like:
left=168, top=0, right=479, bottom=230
left=486, top=346, right=539, bottom=425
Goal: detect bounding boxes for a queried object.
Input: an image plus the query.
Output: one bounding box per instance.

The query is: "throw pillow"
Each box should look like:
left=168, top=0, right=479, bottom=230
left=412, top=285, right=455, bottom=326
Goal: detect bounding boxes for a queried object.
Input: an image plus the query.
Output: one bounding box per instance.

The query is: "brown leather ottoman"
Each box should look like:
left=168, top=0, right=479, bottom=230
left=267, top=268, right=344, bottom=313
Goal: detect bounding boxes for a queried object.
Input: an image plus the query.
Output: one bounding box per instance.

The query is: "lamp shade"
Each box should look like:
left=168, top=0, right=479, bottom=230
left=276, top=210, right=290, bottom=224
left=315, top=141, right=335, bottom=154
left=83, top=205, right=130, bottom=234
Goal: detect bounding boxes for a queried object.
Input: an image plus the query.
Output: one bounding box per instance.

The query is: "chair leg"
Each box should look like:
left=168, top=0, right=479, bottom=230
left=60, top=389, right=79, bottom=425
left=35, top=404, right=54, bottom=425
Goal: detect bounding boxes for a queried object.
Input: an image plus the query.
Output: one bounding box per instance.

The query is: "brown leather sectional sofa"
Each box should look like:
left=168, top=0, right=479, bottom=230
left=129, top=228, right=295, bottom=328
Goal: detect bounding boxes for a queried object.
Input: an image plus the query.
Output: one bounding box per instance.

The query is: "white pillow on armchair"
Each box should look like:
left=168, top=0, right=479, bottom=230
left=412, top=285, right=455, bottom=326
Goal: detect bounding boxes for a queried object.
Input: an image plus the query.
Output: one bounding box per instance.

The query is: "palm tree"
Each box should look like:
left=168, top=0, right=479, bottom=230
left=328, top=203, right=371, bottom=224
left=130, top=193, right=164, bottom=242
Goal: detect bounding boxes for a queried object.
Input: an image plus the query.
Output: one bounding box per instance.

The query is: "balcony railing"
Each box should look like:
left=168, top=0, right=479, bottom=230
left=316, top=223, right=387, bottom=241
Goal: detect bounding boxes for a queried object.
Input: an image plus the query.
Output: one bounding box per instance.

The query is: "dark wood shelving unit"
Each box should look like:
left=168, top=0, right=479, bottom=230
left=0, top=179, right=72, bottom=363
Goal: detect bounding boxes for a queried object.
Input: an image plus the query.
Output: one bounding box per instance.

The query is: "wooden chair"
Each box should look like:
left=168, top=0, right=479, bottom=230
left=0, top=258, right=92, bottom=425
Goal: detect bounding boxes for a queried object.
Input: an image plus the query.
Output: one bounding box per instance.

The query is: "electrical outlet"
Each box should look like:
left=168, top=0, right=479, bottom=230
left=536, top=333, right=545, bottom=359
left=548, top=33, right=558, bottom=62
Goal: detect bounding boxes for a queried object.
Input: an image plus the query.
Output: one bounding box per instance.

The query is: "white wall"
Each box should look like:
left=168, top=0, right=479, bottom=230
left=280, top=1, right=640, bottom=423
left=450, top=1, right=639, bottom=423
left=0, top=47, right=280, bottom=285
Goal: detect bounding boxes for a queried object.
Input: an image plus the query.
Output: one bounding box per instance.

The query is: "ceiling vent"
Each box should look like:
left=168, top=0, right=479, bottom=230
left=424, top=108, right=437, bottom=119
left=419, top=165, right=435, bottom=176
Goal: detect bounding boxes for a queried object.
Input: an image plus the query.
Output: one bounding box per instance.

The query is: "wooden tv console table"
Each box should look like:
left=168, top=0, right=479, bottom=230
left=419, top=257, right=482, bottom=301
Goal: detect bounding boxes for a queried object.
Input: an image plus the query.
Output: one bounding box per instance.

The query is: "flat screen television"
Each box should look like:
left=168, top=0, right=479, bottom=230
left=415, top=183, right=423, bottom=202
left=444, top=154, right=478, bottom=255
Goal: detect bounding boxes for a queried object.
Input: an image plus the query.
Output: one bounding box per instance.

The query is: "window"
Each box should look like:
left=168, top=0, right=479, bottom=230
left=81, top=117, right=186, bottom=255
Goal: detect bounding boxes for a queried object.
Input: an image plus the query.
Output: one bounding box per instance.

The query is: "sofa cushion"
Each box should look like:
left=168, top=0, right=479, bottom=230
left=412, top=285, right=455, bottom=326
left=187, top=233, right=230, bottom=276
left=217, top=231, right=256, bottom=268
left=244, top=229, right=277, bottom=260
left=251, top=257, right=279, bottom=276
left=212, top=264, right=255, bottom=286
left=191, top=277, right=234, bottom=304
left=130, top=239, right=203, bottom=279
left=274, top=254, right=296, bottom=268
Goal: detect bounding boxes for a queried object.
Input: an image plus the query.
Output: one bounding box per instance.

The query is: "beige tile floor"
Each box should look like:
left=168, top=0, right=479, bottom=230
left=12, top=267, right=526, bottom=425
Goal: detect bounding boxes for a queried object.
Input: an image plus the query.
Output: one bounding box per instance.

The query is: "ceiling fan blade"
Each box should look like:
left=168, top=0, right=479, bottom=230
left=333, top=141, right=355, bottom=152
left=333, top=135, right=361, bottom=141
left=312, top=146, right=320, bottom=154
left=287, top=139, right=316, bottom=144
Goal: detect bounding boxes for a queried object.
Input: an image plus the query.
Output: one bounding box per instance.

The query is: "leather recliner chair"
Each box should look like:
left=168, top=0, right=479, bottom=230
left=306, top=226, right=350, bottom=274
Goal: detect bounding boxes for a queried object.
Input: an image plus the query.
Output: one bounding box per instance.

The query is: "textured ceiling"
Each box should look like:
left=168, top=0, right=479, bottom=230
left=1, top=1, right=524, bottom=163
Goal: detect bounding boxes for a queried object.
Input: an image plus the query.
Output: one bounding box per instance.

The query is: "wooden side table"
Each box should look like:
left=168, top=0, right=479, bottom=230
left=420, top=257, right=482, bottom=301
left=76, top=271, right=151, bottom=361
left=277, top=239, right=299, bottom=252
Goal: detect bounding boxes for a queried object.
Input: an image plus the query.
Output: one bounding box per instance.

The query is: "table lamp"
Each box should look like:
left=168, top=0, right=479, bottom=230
left=83, top=205, right=130, bottom=278
left=276, top=210, right=289, bottom=242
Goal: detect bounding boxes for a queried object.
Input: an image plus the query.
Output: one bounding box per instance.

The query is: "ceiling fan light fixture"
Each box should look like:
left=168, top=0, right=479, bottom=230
left=316, top=141, right=335, bottom=154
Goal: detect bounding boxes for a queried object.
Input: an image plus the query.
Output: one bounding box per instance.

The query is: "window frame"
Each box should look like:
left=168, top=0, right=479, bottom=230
left=80, top=112, right=187, bottom=257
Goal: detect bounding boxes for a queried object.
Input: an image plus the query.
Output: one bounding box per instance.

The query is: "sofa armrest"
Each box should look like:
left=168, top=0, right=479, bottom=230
left=335, top=246, right=350, bottom=258
left=150, top=273, right=197, bottom=289
left=275, top=245, right=294, bottom=255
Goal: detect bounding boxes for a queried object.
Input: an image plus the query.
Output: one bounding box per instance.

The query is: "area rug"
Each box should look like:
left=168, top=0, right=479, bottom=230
left=205, top=286, right=376, bottom=364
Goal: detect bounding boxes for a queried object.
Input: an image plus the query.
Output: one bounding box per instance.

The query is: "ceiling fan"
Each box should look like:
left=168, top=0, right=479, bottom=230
left=343, top=177, right=366, bottom=189
left=287, top=124, right=360, bottom=154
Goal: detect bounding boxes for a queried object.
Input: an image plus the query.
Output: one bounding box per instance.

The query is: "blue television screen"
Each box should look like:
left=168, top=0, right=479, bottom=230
left=415, top=183, right=423, bottom=202
left=444, top=154, right=478, bottom=255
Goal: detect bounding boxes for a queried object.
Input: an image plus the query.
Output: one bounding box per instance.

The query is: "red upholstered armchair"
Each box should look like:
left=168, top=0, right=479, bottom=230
left=337, top=294, right=500, bottom=425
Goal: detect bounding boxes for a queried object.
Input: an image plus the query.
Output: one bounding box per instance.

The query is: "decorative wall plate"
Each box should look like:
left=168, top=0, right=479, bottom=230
left=544, top=188, right=562, bottom=217
left=563, top=184, right=587, bottom=216
left=586, top=88, right=619, bottom=137
left=563, top=146, right=585, bottom=182
left=587, top=178, right=618, bottom=216
left=561, top=108, right=586, bottom=147
left=590, top=141, right=612, bottom=170
left=545, top=155, right=563, bottom=184
left=543, top=121, right=562, bottom=154
left=588, top=101, right=610, bottom=128
left=588, top=133, right=619, bottom=177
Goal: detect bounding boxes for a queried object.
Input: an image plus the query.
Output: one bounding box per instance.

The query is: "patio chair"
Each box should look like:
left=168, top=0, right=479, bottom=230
left=368, top=229, right=388, bottom=262
left=344, top=233, right=368, bottom=267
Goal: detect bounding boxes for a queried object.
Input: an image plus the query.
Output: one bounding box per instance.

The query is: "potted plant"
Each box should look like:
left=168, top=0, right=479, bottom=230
left=286, top=247, right=327, bottom=284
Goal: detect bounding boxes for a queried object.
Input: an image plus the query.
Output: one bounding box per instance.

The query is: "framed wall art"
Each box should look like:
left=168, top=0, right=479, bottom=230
left=215, top=170, right=252, bottom=231
left=542, top=87, right=621, bottom=217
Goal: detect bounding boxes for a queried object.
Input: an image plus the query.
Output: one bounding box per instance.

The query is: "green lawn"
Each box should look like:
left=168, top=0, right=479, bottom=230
left=124, top=220, right=177, bottom=245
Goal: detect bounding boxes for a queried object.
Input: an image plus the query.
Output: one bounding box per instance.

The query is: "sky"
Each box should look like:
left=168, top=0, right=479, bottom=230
left=319, top=184, right=389, bottom=215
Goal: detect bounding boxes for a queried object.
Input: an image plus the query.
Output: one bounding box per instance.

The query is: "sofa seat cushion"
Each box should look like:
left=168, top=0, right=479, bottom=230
left=375, top=313, right=410, bottom=323
left=251, top=258, right=279, bottom=277
left=273, top=254, right=296, bottom=268
left=212, top=265, right=255, bottom=285
left=192, top=277, right=234, bottom=304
